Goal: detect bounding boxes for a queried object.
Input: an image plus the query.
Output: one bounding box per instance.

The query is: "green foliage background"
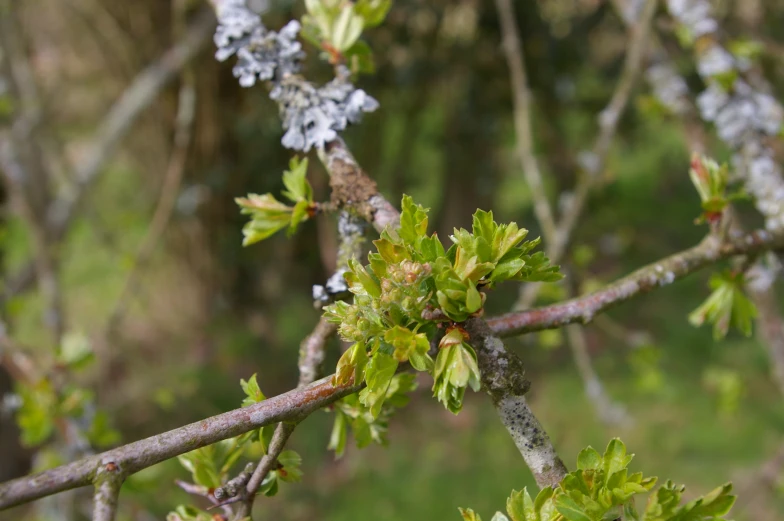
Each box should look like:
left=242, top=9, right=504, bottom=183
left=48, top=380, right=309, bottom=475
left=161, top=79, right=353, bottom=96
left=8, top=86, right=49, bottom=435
left=2, top=0, right=784, bottom=520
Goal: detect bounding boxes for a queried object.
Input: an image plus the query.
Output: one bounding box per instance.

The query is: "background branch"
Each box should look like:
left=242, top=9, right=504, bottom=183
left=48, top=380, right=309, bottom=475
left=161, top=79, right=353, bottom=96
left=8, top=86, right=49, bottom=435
left=1, top=7, right=215, bottom=304
left=494, top=0, right=557, bottom=244
left=516, top=0, right=658, bottom=310
left=490, top=229, right=784, bottom=336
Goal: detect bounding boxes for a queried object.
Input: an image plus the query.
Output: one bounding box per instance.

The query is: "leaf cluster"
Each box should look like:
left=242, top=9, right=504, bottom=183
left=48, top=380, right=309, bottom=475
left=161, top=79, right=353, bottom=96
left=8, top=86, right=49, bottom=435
left=324, top=195, right=560, bottom=416
left=460, top=439, right=735, bottom=521
left=688, top=270, right=757, bottom=340
left=236, top=157, right=315, bottom=245
left=328, top=372, right=416, bottom=458
left=15, top=335, right=119, bottom=448
left=688, top=154, right=744, bottom=225
left=301, top=0, right=391, bottom=74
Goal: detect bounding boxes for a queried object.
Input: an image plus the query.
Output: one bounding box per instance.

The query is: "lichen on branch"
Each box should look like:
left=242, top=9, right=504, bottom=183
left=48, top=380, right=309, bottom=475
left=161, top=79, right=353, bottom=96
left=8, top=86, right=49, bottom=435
left=213, top=0, right=378, bottom=151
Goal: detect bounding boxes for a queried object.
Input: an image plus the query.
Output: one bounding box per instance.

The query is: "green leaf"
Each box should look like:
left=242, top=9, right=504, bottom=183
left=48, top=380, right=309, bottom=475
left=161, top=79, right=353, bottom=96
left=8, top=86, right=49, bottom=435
left=373, top=237, right=409, bottom=264
left=240, top=373, right=266, bottom=407
left=355, top=0, right=392, bottom=27
left=333, top=342, right=369, bottom=386
left=506, top=489, right=533, bottom=521
left=331, top=4, right=364, bottom=52
left=344, top=39, right=375, bottom=75
left=289, top=200, right=311, bottom=236
left=459, top=508, right=483, bottom=521
left=168, top=505, right=213, bottom=521
left=602, top=438, right=633, bottom=479
left=577, top=447, right=602, bottom=470
left=236, top=193, right=293, bottom=245
left=689, top=271, right=757, bottom=340
left=675, top=483, right=735, bottom=520
left=555, top=495, right=594, bottom=521
left=348, top=258, right=382, bottom=298
left=432, top=337, right=481, bottom=413
left=58, top=332, right=94, bottom=370
left=277, top=449, right=303, bottom=483
left=359, top=352, right=398, bottom=417
left=419, top=234, right=446, bottom=262
left=328, top=410, right=348, bottom=458
left=281, top=157, right=313, bottom=203
left=384, top=326, right=431, bottom=364
left=259, top=471, right=279, bottom=496
left=399, top=194, right=429, bottom=245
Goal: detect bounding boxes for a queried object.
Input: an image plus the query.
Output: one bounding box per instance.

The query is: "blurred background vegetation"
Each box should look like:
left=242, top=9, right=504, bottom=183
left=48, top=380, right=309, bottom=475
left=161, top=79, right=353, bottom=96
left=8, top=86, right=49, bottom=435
left=2, top=0, right=784, bottom=520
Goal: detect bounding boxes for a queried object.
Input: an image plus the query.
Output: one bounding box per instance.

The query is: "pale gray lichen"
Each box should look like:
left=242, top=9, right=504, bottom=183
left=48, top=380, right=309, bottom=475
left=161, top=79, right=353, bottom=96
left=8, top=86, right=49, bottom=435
left=214, top=0, right=304, bottom=87
left=214, top=1, right=379, bottom=151
left=666, top=0, right=718, bottom=38
left=696, top=81, right=783, bottom=146
left=646, top=62, right=689, bottom=115
left=272, top=73, right=379, bottom=152
left=696, top=45, right=735, bottom=78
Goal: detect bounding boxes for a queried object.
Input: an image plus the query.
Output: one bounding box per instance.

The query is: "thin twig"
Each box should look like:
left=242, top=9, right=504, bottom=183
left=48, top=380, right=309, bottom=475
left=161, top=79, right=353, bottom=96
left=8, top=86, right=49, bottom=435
left=298, top=317, right=336, bottom=388
left=494, top=0, right=557, bottom=244
left=494, top=0, right=650, bottom=426
left=0, top=4, right=64, bottom=345
left=489, top=229, right=784, bottom=337
left=564, top=324, right=631, bottom=426
left=233, top=422, right=296, bottom=520
left=0, top=8, right=215, bottom=304
left=106, top=60, right=197, bottom=335
left=516, top=0, right=658, bottom=310
left=92, top=462, right=125, bottom=521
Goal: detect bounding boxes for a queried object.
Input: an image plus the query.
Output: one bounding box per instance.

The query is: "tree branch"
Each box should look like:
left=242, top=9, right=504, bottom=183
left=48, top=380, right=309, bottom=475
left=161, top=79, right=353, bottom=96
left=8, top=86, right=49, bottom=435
left=0, top=376, right=358, bottom=511
left=489, top=229, right=784, bottom=337
left=463, top=318, right=568, bottom=488
left=233, top=422, right=296, bottom=520
left=298, top=317, right=335, bottom=388
left=92, top=463, right=125, bottom=521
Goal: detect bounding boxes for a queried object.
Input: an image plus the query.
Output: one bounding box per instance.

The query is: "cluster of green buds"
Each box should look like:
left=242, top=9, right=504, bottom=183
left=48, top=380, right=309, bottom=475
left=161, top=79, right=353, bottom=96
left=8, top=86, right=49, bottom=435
left=324, top=195, right=561, bottom=418
left=688, top=153, right=743, bottom=226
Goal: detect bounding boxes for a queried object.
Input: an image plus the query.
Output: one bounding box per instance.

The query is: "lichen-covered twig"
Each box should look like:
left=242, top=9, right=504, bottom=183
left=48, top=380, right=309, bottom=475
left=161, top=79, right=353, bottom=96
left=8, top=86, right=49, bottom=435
left=92, top=462, right=125, bottom=521
left=665, top=0, right=784, bottom=232
left=463, top=318, right=568, bottom=488
left=312, top=211, right=368, bottom=306
left=489, top=229, right=784, bottom=337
